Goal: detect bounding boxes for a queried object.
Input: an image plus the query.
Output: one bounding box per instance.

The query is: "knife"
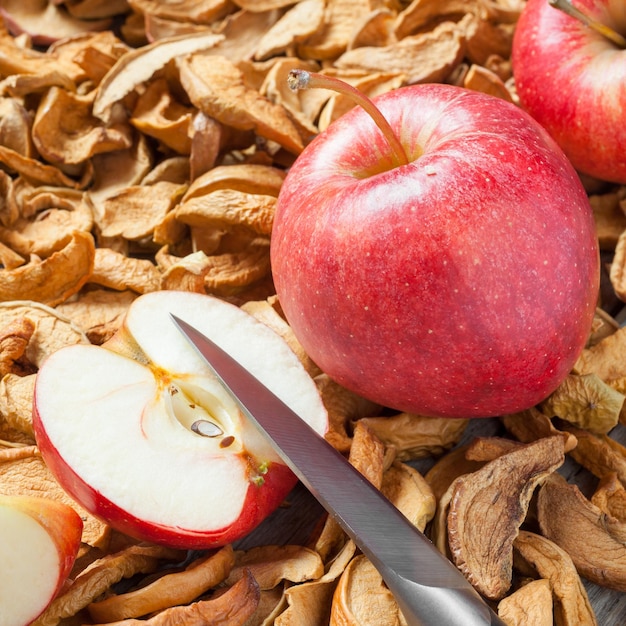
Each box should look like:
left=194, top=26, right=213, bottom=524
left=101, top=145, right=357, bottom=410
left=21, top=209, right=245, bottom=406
left=171, top=314, right=506, bottom=626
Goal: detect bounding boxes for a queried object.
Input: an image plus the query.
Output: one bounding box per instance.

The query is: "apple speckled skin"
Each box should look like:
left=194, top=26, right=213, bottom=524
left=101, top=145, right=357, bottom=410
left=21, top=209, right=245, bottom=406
left=271, top=83, right=599, bottom=418
left=513, top=0, right=626, bottom=183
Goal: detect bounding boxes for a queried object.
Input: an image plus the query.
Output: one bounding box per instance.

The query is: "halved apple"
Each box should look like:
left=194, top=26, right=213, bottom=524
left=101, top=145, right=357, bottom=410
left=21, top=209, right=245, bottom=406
left=0, top=494, right=82, bottom=626
left=33, top=291, right=328, bottom=549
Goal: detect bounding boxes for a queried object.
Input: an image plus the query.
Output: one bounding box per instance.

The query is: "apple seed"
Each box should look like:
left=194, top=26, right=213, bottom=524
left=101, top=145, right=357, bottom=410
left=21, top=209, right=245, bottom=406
left=191, top=419, right=224, bottom=438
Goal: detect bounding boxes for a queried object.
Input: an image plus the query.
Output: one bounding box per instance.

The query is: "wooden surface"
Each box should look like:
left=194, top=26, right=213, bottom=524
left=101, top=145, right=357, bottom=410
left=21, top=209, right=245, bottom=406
left=237, top=417, right=626, bottom=625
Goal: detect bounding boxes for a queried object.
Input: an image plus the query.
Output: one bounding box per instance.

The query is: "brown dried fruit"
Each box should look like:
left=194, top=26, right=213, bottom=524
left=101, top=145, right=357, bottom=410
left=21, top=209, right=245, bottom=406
left=32, top=544, right=186, bottom=626
left=501, top=408, right=578, bottom=452
left=0, top=316, right=36, bottom=376
left=590, top=189, right=626, bottom=250
left=0, top=0, right=111, bottom=46
left=513, top=530, right=596, bottom=626
left=463, top=63, right=513, bottom=101
left=0, top=372, right=36, bottom=437
left=0, top=241, right=24, bottom=270
left=92, top=31, right=225, bottom=125
left=330, top=554, right=403, bottom=626
left=556, top=420, right=626, bottom=484
left=177, top=54, right=305, bottom=154
left=497, top=579, right=553, bottom=626
left=447, top=436, right=565, bottom=599
left=55, top=288, right=137, bottom=344
left=32, top=87, right=132, bottom=165
left=591, top=472, right=626, bottom=523
left=315, top=374, right=379, bottom=454
left=225, top=545, right=324, bottom=590
left=334, top=21, right=465, bottom=85
left=88, top=544, right=235, bottom=622
left=538, top=473, right=626, bottom=592
left=97, top=181, right=185, bottom=241
left=242, top=298, right=321, bottom=378
left=0, top=185, right=94, bottom=258
left=540, top=373, right=624, bottom=434
left=130, top=78, right=194, bottom=155
left=0, top=445, right=110, bottom=549
left=175, top=189, right=276, bottom=237
left=276, top=539, right=357, bottom=626
left=575, top=326, right=626, bottom=381
left=0, top=97, right=34, bottom=157
left=129, top=0, right=233, bottom=24
left=254, top=0, right=326, bottom=61
left=184, top=163, right=286, bottom=201
left=381, top=461, right=435, bottom=532
left=104, top=568, right=261, bottom=626
left=159, top=240, right=272, bottom=296
left=0, top=144, right=84, bottom=188
left=610, top=227, right=626, bottom=301
left=464, top=436, right=524, bottom=462
left=91, top=247, right=161, bottom=294
left=358, top=413, right=468, bottom=461
left=424, top=444, right=484, bottom=502
left=298, top=0, right=373, bottom=60
left=0, top=230, right=95, bottom=306
left=0, top=300, right=89, bottom=366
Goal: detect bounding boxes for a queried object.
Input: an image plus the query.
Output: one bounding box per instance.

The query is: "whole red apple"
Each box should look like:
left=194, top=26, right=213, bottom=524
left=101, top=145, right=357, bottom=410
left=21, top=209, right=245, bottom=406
left=271, top=83, right=599, bottom=419
left=512, top=0, right=626, bottom=184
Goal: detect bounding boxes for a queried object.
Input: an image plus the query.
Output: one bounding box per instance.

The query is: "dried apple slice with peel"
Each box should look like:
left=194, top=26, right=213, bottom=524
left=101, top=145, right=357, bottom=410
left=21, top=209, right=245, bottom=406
left=0, top=494, right=82, bottom=625
left=33, top=291, right=328, bottom=549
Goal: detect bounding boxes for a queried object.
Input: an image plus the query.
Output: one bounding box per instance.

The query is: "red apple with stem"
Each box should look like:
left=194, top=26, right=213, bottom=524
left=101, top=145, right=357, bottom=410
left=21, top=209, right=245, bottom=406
left=271, top=71, right=599, bottom=419
left=512, top=0, right=626, bottom=184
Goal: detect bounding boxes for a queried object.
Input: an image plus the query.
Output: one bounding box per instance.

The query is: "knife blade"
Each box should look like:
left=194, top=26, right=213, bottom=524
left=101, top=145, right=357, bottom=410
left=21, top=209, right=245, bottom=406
left=171, top=314, right=506, bottom=626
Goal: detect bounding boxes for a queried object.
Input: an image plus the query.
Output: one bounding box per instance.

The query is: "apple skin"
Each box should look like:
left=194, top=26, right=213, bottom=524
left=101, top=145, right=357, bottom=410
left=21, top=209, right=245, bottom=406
left=271, top=83, right=599, bottom=419
left=33, top=291, right=327, bottom=550
left=512, top=0, right=626, bottom=183
left=34, top=426, right=295, bottom=549
left=0, top=494, right=82, bottom=625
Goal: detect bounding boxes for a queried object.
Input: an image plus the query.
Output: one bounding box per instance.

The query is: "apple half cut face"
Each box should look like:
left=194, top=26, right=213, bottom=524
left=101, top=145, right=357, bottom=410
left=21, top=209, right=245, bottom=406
left=33, top=291, right=328, bottom=549
left=0, top=494, right=82, bottom=626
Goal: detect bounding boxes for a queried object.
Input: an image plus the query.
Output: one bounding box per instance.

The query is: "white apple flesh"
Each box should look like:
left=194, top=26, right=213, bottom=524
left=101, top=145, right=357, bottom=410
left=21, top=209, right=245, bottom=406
left=33, top=291, right=328, bottom=549
left=0, top=494, right=82, bottom=626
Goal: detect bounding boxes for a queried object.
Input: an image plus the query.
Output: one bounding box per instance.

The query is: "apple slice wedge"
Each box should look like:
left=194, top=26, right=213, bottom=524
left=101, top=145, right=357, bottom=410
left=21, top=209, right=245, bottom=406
left=33, top=291, right=328, bottom=549
left=0, top=494, right=82, bottom=626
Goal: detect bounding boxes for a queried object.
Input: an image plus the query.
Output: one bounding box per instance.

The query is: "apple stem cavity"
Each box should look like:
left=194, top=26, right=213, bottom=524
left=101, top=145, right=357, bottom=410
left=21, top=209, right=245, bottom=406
left=549, top=0, right=626, bottom=48
left=287, top=69, right=410, bottom=168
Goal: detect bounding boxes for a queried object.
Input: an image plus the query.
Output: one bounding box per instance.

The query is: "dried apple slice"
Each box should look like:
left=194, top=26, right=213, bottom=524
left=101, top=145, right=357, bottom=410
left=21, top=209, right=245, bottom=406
left=92, top=31, right=225, bottom=125
left=0, top=0, right=111, bottom=46
left=33, top=290, right=328, bottom=549
left=447, top=436, right=565, bottom=599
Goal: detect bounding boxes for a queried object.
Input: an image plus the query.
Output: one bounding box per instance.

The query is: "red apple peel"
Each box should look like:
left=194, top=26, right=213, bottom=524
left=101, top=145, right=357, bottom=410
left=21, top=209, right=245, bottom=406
left=272, top=81, right=600, bottom=418
left=549, top=0, right=626, bottom=48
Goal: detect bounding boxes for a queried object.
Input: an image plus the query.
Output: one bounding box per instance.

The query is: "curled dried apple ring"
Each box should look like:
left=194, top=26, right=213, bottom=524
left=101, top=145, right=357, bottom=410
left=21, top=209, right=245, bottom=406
left=0, top=230, right=95, bottom=307
left=87, top=544, right=235, bottom=622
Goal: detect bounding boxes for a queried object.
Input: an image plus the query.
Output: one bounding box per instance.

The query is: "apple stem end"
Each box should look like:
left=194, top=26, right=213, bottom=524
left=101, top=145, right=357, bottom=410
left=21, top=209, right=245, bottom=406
left=288, top=69, right=410, bottom=168
left=549, top=0, right=626, bottom=48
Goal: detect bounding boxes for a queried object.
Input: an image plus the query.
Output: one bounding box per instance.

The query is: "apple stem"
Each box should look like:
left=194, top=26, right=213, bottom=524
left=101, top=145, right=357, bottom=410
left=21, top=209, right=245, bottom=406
left=288, top=69, right=410, bottom=167
left=549, top=0, right=626, bottom=48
